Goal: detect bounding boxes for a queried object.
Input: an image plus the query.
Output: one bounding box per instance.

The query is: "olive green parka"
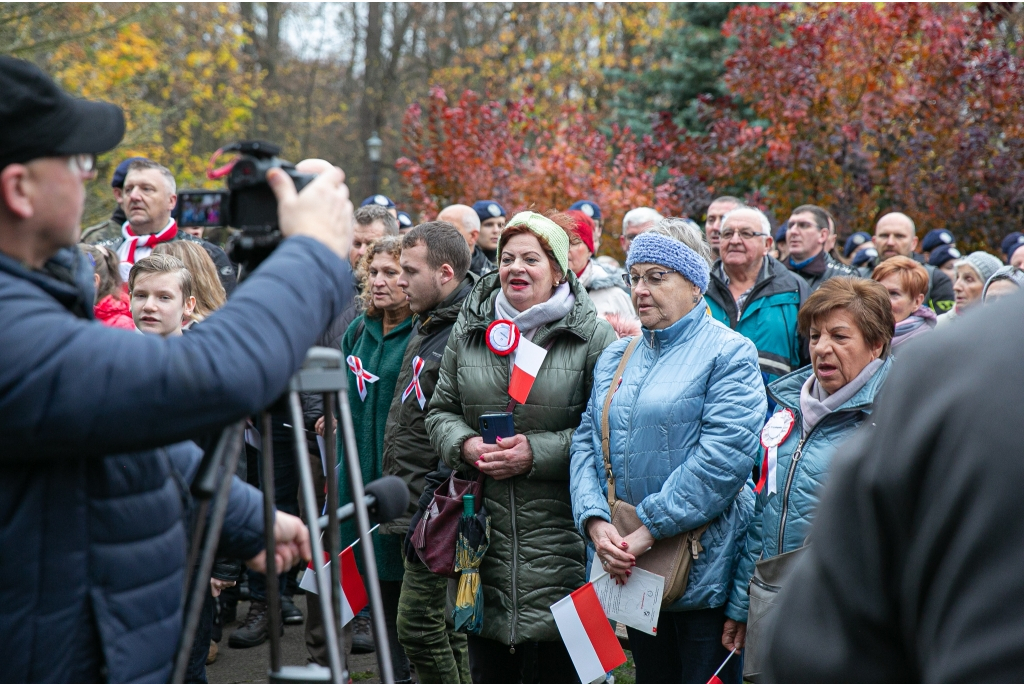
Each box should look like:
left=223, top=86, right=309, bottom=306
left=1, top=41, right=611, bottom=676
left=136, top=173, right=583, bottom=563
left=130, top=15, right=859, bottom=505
left=426, top=272, right=616, bottom=646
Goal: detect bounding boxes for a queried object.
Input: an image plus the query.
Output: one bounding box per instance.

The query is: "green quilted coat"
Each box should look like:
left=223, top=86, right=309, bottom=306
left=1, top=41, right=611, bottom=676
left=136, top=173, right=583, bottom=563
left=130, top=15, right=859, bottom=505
left=426, top=272, right=616, bottom=646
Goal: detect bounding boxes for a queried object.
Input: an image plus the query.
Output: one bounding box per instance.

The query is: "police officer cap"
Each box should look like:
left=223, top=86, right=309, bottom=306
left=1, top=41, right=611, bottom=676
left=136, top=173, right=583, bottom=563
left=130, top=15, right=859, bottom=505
left=110, top=156, right=149, bottom=189
left=472, top=200, right=506, bottom=223
left=1001, top=232, right=1024, bottom=260
left=843, top=231, right=871, bottom=258
left=397, top=211, right=413, bottom=229
left=569, top=200, right=601, bottom=220
left=922, top=228, right=955, bottom=252
left=361, top=194, right=396, bottom=209
left=928, top=244, right=962, bottom=268
left=851, top=246, right=878, bottom=267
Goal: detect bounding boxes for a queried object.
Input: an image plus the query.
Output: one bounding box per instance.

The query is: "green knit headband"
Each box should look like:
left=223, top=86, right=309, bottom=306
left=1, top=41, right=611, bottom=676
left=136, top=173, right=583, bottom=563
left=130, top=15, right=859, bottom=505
left=498, top=211, right=570, bottom=275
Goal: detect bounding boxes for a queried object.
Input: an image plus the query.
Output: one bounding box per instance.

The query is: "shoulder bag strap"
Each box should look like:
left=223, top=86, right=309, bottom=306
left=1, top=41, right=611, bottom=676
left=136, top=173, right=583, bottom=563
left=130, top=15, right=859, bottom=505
left=601, top=336, right=642, bottom=507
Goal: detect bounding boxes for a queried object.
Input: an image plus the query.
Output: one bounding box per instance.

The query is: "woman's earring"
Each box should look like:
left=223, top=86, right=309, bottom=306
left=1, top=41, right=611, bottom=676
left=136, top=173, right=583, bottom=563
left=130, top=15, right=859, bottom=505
left=692, top=295, right=700, bottom=304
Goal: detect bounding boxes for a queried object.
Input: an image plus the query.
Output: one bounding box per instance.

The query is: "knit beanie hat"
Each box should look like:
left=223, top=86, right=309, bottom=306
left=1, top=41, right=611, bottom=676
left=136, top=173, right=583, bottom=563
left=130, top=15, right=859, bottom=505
left=500, top=211, right=571, bottom=275
left=983, top=265, right=1024, bottom=300
left=564, top=210, right=596, bottom=254
left=625, top=232, right=710, bottom=293
left=959, top=251, right=1003, bottom=285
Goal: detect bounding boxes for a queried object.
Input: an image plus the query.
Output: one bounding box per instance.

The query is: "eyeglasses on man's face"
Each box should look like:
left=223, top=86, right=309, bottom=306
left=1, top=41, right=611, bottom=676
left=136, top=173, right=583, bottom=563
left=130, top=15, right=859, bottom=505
left=720, top=228, right=769, bottom=242
left=67, top=153, right=96, bottom=175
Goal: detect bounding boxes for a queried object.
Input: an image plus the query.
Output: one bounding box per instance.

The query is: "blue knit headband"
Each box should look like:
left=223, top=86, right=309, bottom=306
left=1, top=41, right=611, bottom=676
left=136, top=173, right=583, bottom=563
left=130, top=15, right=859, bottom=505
left=626, top=232, right=710, bottom=293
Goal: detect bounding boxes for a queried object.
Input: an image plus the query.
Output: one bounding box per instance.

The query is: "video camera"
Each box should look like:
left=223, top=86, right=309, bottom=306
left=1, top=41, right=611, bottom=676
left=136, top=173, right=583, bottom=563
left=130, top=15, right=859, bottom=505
left=174, top=141, right=316, bottom=273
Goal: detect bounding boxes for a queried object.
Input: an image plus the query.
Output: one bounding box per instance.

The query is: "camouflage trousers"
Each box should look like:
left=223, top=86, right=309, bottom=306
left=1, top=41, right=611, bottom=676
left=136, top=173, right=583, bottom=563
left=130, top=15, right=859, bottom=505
left=397, top=555, right=471, bottom=683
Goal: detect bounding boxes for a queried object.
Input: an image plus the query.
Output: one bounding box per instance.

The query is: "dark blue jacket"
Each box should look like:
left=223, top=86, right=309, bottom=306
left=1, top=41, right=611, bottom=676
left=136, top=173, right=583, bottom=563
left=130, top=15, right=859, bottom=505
left=0, top=237, right=352, bottom=683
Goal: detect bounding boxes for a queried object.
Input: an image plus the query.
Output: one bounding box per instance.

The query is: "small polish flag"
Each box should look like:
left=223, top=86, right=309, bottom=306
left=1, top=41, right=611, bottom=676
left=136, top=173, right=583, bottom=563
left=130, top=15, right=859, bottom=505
left=298, top=545, right=368, bottom=626
left=508, top=336, right=548, bottom=404
left=550, top=582, right=627, bottom=683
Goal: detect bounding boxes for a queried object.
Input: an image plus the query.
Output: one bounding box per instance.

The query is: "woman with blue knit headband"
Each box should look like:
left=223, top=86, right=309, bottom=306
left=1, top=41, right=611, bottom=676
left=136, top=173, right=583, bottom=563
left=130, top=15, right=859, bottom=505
left=570, top=226, right=766, bottom=683
left=427, top=211, right=616, bottom=682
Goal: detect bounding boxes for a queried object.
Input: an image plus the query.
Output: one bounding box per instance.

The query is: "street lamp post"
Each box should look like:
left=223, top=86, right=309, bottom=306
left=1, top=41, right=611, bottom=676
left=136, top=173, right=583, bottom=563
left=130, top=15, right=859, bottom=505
left=366, top=131, right=382, bottom=196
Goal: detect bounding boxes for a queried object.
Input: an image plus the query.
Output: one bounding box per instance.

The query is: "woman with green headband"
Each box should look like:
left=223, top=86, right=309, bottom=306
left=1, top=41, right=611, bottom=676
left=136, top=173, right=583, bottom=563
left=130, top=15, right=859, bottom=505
left=426, top=211, right=616, bottom=682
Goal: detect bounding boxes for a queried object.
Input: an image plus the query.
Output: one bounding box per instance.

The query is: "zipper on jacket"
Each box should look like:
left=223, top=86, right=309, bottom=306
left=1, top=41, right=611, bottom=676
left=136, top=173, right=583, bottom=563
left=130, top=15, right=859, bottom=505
left=775, top=405, right=870, bottom=549
left=623, top=335, right=660, bottom=503
left=776, top=435, right=807, bottom=547
left=508, top=478, right=519, bottom=651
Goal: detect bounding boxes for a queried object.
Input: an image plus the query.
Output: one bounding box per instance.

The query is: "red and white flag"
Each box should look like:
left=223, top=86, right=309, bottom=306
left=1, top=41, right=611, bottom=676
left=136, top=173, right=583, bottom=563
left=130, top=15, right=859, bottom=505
left=550, top=582, right=627, bottom=683
left=298, top=545, right=369, bottom=626
left=508, top=337, right=548, bottom=404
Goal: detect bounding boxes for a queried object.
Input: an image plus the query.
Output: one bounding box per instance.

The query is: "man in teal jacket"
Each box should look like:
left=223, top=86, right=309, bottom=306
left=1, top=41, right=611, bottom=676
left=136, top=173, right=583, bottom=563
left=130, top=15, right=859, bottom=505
left=704, top=207, right=809, bottom=400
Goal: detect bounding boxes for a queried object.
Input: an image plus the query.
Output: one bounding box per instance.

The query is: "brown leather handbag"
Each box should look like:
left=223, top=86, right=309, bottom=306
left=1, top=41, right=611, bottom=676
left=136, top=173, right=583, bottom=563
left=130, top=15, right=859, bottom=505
left=600, top=336, right=711, bottom=604
left=411, top=469, right=484, bottom=578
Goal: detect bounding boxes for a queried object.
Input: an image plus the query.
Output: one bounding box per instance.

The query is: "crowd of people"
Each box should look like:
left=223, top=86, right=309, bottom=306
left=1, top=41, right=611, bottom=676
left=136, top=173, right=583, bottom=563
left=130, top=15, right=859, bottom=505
left=5, top=55, right=1024, bottom=684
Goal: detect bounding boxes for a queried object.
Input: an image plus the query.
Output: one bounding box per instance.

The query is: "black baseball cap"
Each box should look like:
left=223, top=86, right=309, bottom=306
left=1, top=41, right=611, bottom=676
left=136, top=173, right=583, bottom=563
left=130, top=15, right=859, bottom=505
left=0, top=57, right=125, bottom=170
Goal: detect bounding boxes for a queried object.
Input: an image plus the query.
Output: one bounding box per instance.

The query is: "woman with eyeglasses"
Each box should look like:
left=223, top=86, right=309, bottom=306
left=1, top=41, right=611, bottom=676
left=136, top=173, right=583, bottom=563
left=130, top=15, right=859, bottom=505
left=569, top=226, right=766, bottom=684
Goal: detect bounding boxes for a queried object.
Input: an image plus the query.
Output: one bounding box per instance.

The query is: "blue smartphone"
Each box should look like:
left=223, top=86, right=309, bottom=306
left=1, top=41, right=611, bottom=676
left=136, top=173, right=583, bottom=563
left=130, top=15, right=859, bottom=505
left=479, top=412, right=515, bottom=444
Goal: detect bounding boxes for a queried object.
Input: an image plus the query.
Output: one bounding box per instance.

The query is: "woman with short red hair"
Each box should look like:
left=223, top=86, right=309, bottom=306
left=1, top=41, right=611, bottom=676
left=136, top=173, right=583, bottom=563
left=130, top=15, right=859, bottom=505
left=871, top=256, right=935, bottom=350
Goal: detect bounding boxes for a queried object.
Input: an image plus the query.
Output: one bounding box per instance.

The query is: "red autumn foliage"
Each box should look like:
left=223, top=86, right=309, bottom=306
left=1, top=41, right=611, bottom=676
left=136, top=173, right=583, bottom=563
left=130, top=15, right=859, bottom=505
left=396, top=87, right=654, bottom=258
left=400, top=4, right=1024, bottom=253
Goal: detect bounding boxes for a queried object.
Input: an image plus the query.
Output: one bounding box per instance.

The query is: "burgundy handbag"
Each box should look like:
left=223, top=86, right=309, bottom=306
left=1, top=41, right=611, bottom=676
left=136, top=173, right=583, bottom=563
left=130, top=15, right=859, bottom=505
left=411, top=469, right=484, bottom=577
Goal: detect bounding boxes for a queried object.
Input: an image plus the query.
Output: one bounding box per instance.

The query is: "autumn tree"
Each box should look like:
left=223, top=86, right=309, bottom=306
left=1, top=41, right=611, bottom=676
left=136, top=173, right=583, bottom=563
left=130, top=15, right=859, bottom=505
left=397, top=87, right=653, bottom=258
left=649, top=3, right=1024, bottom=246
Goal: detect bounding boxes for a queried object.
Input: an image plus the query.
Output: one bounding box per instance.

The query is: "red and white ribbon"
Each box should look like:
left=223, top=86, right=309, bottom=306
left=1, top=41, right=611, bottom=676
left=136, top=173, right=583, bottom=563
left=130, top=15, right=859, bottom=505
left=401, top=355, right=427, bottom=410
left=346, top=355, right=379, bottom=401
left=755, top=408, right=795, bottom=495
left=486, top=319, right=520, bottom=356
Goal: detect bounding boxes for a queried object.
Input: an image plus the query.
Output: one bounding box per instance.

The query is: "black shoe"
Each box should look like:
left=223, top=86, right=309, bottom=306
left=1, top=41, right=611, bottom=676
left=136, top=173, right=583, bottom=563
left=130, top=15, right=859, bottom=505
left=350, top=613, right=375, bottom=654
left=281, top=594, right=304, bottom=625
left=228, top=601, right=282, bottom=648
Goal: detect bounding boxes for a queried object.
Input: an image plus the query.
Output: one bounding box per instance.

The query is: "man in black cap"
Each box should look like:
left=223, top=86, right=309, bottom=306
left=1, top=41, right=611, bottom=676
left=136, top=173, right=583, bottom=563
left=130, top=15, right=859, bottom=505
left=0, top=57, right=353, bottom=682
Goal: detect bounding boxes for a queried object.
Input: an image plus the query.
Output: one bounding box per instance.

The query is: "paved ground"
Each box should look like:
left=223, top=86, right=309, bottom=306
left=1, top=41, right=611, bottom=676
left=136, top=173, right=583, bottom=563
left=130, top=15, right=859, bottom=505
left=208, top=594, right=637, bottom=684
left=208, top=594, right=383, bottom=684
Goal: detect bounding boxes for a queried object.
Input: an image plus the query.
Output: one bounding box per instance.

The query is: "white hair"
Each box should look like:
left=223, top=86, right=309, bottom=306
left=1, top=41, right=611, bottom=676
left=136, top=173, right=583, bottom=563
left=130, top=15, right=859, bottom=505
left=622, top=207, right=665, bottom=233
left=648, top=217, right=713, bottom=266
left=721, top=207, right=771, bottom=238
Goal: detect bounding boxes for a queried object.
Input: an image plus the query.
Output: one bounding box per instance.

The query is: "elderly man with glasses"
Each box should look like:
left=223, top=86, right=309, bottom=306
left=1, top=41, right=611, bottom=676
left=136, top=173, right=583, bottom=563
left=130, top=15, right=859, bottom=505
left=705, top=207, right=809, bottom=402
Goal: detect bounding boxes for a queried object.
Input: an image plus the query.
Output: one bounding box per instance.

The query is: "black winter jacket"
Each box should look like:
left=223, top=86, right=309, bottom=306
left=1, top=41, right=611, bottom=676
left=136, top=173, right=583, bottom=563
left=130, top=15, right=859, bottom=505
left=380, top=274, right=476, bottom=535
left=0, top=237, right=352, bottom=682
left=785, top=250, right=860, bottom=291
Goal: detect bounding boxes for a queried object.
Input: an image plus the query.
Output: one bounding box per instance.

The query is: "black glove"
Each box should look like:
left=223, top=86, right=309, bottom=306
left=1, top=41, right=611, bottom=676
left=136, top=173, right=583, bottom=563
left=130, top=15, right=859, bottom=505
left=404, top=507, right=425, bottom=563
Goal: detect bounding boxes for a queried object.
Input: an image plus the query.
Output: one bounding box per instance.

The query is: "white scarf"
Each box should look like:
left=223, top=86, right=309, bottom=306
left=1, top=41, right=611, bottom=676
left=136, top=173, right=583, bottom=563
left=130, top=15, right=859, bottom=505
left=117, top=218, right=177, bottom=280
left=494, top=282, right=575, bottom=340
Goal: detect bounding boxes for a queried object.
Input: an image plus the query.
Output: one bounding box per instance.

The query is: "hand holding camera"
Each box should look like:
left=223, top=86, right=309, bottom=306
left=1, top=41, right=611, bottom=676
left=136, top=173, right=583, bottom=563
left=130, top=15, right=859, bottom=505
left=268, top=158, right=353, bottom=262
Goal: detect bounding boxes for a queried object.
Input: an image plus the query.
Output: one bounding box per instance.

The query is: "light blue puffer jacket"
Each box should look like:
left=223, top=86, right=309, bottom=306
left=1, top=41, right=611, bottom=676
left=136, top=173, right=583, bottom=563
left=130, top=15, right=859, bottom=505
left=724, top=358, right=893, bottom=622
left=570, top=301, right=767, bottom=611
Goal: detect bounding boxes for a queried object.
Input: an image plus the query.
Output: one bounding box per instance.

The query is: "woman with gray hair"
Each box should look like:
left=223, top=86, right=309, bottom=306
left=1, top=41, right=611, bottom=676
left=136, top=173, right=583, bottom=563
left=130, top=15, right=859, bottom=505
left=938, top=251, right=1003, bottom=326
left=571, top=230, right=765, bottom=683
